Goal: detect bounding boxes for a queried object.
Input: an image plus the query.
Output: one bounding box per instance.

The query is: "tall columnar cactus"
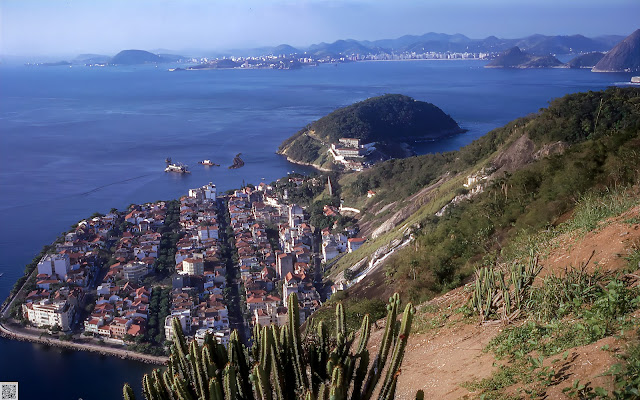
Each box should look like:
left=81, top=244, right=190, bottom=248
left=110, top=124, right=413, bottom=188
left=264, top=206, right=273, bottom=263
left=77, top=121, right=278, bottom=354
left=228, top=330, right=252, bottom=400
left=123, top=383, right=136, bottom=400
left=287, top=292, right=309, bottom=389
left=360, top=293, right=400, bottom=400
left=209, top=377, right=224, bottom=400
left=379, top=304, right=414, bottom=400
left=127, top=293, right=415, bottom=400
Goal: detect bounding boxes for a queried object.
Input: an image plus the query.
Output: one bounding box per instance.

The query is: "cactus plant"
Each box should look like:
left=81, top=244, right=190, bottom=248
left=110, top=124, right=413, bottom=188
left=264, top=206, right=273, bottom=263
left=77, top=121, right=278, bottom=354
left=126, top=293, right=414, bottom=400
left=471, top=255, right=541, bottom=322
left=123, top=383, right=136, bottom=400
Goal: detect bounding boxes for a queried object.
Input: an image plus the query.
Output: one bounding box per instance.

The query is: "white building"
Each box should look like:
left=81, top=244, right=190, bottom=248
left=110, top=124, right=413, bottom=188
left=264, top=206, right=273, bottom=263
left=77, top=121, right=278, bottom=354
left=347, top=238, right=366, bottom=253
left=23, top=299, right=74, bottom=331
left=194, top=328, right=221, bottom=346
left=253, top=304, right=287, bottom=327
left=96, top=284, right=112, bottom=296
left=288, top=204, right=304, bottom=227
left=338, top=138, right=361, bottom=148
left=37, top=254, right=71, bottom=280
left=182, top=258, right=204, bottom=276
left=123, top=261, right=149, bottom=281
left=189, top=182, right=218, bottom=201
left=84, top=317, right=104, bottom=334
left=322, top=241, right=339, bottom=263
left=203, top=182, right=217, bottom=200
left=329, top=143, right=364, bottom=159
left=164, top=311, right=191, bottom=340
left=198, top=225, right=219, bottom=241
left=195, top=329, right=230, bottom=347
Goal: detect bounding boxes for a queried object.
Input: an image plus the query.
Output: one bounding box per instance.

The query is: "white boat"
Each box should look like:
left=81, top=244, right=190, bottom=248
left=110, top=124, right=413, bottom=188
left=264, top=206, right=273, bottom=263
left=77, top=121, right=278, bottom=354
left=199, top=159, right=219, bottom=166
left=165, top=163, right=190, bottom=173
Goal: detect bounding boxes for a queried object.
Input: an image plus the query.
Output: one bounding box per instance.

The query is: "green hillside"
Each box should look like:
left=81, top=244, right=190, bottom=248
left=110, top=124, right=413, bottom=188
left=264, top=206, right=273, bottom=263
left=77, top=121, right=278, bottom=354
left=332, top=87, right=640, bottom=303
left=278, top=94, right=462, bottom=167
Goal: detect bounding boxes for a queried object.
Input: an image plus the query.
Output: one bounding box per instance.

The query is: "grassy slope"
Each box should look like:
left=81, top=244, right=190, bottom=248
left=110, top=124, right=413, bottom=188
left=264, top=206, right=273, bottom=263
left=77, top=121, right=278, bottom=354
left=324, top=87, right=640, bottom=306
left=330, top=187, right=640, bottom=399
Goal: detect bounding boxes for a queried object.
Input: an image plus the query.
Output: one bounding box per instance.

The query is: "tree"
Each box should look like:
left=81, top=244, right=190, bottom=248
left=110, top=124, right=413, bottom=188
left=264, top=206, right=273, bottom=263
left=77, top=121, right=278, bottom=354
left=343, top=269, right=356, bottom=281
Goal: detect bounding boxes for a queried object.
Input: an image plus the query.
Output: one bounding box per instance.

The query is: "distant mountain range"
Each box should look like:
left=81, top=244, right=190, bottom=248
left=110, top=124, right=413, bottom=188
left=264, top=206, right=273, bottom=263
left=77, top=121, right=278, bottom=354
left=480, top=29, right=640, bottom=71
left=253, top=32, right=625, bottom=58
left=34, top=50, right=186, bottom=67
left=108, top=50, right=184, bottom=65
left=31, top=31, right=638, bottom=69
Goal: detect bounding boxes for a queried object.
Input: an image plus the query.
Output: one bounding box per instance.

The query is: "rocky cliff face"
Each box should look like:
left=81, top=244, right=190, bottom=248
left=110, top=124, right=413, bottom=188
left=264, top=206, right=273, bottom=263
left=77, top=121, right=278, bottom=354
left=593, top=29, right=640, bottom=72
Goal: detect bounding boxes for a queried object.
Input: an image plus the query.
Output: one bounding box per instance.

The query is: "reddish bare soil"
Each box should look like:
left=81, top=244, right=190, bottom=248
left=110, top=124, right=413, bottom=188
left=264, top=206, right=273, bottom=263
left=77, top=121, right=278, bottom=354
left=541, top=204, right=640, bottom=276
left=392, top=317, right=500, bottom=399
left=367, top=203, right=640, bottom=399
left=365, top=287, right=503, bottom=400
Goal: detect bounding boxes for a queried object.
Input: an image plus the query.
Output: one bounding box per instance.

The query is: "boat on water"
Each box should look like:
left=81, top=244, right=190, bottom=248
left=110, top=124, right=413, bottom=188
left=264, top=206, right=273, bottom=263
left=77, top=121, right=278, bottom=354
left=199, top=159, right=220, bottom=166
left=631, top=76, right=640, bottom=84
left=165, top=163, right=190, bottom=173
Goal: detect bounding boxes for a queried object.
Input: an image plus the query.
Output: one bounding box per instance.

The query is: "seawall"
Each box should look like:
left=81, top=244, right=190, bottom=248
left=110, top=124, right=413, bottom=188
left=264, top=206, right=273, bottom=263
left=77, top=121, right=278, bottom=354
left=0, top=321, right=168, bottom=365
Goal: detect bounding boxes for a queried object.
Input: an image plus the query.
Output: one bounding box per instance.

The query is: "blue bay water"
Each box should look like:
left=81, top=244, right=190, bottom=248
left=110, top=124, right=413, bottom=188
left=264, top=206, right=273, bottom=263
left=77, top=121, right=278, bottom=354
left=0, top=60, right=633, bottom=399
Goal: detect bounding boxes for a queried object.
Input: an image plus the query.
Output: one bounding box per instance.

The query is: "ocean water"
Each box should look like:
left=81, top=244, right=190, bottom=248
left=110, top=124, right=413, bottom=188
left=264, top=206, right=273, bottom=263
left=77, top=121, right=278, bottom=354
left=0, top=60, right=632, bottom=398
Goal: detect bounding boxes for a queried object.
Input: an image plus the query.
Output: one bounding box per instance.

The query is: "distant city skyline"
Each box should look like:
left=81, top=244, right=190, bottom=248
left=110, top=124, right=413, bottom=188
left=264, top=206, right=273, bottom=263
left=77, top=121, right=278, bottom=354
left=1, top=0, right=638, bottom=57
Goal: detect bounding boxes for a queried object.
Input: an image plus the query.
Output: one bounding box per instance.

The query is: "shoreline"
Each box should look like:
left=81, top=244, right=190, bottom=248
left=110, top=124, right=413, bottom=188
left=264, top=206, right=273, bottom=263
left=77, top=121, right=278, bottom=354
left=279, top=153, right=334, bottom=172
left=176, top=58, right=487, bottom=72
left=0, top=320, right=168, bottom=365
left=359, top=58, right=487, bottom=63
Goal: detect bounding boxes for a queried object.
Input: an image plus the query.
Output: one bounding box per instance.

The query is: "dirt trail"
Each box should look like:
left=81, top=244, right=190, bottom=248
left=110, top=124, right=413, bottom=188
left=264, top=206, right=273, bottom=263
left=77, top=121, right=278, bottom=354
left=393, top=322, right=501, bottom=399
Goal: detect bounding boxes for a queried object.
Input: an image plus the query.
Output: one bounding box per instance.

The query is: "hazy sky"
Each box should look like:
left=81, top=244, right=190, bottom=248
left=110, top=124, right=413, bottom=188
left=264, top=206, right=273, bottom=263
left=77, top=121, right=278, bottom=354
left=1, top=0, right=638, bottom=57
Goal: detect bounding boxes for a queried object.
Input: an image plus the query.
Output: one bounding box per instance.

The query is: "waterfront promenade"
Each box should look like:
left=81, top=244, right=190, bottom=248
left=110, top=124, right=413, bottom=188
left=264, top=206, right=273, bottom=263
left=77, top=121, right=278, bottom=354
left=0, top=320, right=168, bottom=365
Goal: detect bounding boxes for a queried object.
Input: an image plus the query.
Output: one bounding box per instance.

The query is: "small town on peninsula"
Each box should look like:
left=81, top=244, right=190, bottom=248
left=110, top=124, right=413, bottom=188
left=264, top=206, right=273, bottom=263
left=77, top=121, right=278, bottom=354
left=0, top=172, right=367, bottom=360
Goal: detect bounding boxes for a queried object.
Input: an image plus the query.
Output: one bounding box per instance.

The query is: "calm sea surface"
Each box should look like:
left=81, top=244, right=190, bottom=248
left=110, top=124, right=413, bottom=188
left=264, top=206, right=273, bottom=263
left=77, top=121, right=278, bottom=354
left=0, top=60, right=632, bottom=398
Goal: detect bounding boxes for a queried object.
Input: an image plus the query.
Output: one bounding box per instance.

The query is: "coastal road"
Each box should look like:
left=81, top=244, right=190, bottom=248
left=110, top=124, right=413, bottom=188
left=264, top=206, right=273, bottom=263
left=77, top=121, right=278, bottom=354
left=0, top=320, right=167, bottom=365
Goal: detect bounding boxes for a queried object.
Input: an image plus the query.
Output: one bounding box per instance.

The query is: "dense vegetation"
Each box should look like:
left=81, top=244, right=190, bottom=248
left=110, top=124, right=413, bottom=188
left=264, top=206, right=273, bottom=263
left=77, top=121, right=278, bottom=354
left=279, top=94, right=462, bottom=165
left=155, top=200, right=182, bottom=276
left=346, top=87, right=640, bottom=205
left=127, top=287, right=172, bottom=356
left=343, top=116, right=518, bottom=202
left=124, top=294, right=417, bottom=400
left=340, top=87, right=640, bottom=303
left=280, top=134, right=325, bottom=165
